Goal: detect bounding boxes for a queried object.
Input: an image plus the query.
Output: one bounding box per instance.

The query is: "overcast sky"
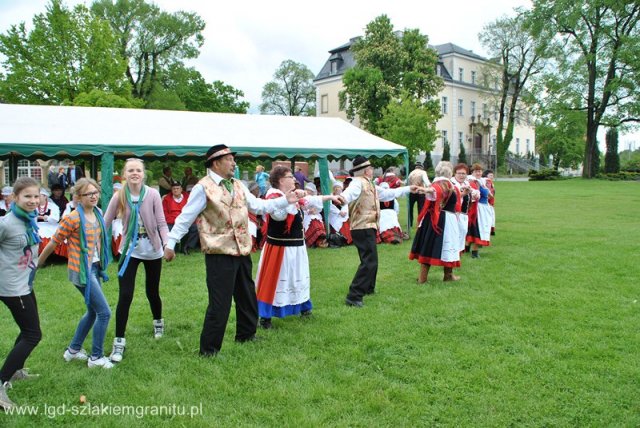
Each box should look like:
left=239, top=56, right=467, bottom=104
left=0, top=0, right=637, bottom=148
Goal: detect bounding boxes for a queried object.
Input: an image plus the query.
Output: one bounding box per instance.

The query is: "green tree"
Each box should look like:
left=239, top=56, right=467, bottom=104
left=339, top=15, right=443, bottom=135
left=260, top=60, right=316, bottom=116
left=479, top=11, right=548, bottom=168
left=70, top=89, right=144, bottom=108
left=442, top=141, right=451, bottom=161
left=458, top=143, right=467, bottom=165
left=163, top=63, right=249, bottom=113
left=0, top=0, right=127, bottom=104
left=535, top=106, right=585, bottom=170
left=91, top=0, right=205, bottom=102
left=604, top=128, right=620, bottom=173
left=377, top=95, right=440, bottom=162
left=531, top=0, right=640, bottom=178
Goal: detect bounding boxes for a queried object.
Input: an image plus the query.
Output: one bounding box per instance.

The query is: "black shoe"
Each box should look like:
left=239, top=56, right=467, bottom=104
left=259, top=318, right=272, bottom=329
left=235, top=335, right=261, bottom=343
left=471, top=250, right=479, bottom=259
left=182, top=246, right=190, bottom=256
left=345, top=298, right=363, bottom=308
left=300, top=310, right=312, bottom=318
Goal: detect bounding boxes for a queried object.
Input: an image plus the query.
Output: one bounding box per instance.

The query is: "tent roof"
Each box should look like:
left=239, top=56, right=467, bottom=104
left=0, top=104, right=407, bottom=160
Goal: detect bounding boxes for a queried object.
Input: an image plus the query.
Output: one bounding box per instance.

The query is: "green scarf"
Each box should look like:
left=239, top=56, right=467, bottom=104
left=10, top=203, right=41, bottom=246
left=118, top=185, right=146, bottom=277
left=77, top=205, right=110, bottom=304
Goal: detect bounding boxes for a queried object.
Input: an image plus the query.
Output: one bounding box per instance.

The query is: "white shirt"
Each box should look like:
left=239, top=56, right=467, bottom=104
left=166, top=169, right=290, bottom=250
left=341, top=176, right=411, bottom=205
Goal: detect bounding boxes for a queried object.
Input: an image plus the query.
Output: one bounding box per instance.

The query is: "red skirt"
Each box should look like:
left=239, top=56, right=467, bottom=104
left=305, top=219, right=327, bottom=247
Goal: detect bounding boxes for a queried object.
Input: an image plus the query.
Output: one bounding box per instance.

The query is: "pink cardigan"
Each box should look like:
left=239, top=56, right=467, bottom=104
left=104, top=185, right=169, bottom=253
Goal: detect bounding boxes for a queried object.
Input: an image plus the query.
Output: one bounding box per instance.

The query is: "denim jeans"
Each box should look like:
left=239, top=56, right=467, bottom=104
left=70, top=263, right=111, bottom=358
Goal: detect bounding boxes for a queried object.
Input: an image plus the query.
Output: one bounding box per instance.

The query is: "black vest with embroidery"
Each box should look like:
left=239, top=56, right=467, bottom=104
left=267, top=210, right=305, bottom=247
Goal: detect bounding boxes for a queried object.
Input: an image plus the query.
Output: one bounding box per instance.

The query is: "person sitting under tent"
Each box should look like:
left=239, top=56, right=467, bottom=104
left=302, top=183, right=328, bottom=248
left=378, top=182, right=404, bottom=245
left=328, top=182, right=352, bottom=246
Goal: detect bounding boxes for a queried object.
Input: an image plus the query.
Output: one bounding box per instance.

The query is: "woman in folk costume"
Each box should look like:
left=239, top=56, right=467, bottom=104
left=465, top=163, right=491, bottom=258
left=0, top=177, right=42, bottom=411
left=483, top=169, right=496, bottom=235
left=409, top=161, right=462, bottom=283
left=35, top=188, right=62, bottom=258
left=255, top=166, right=342, bottom=329
left=378, top=182, right=404, bottom=244
left=104, top=158, right=169, bottom=363
left=302, top=182, right=329, bottom=248
left=328, top=181, right=352, bottom=245
left=450, top=163, right=475, bottom=255
left=39, top=178, right=113, bottom=369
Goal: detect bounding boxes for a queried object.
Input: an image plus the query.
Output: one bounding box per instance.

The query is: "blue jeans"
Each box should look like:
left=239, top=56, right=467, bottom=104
left=69, top=263, right=111, bottom=358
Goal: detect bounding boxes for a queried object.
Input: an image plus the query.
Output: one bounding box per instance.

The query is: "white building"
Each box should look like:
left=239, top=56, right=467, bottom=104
left=314, top=38, right=536, bottom=169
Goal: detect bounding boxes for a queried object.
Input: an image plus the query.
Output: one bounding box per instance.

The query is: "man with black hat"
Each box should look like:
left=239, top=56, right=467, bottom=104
left=340, top=156, right=423, bottom=307
left=408, top=161, right=431, bottom=227
left=163, top=144, right=302, bottom=356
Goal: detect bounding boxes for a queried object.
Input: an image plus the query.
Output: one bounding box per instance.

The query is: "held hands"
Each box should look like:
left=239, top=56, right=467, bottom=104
left=163, top=247, right=176, bottom=262
left=285, top=189, right=305, bottom=204
left=411, top=185, right=434, bottom=195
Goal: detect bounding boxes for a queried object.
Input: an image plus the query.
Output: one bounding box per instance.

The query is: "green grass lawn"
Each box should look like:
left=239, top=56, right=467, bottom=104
left=1, top=179, right=639, bottom=427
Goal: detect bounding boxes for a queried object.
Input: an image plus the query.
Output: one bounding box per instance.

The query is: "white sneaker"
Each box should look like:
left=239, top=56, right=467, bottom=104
left=153, top=319, right=164, bottom=339
left=63, top=348, right=88, bottom=362
left=87, top=356, right=114, bottom=369
left=110, top=337, right=126, bottom=363
left=0, top=381, right=15, bottom=411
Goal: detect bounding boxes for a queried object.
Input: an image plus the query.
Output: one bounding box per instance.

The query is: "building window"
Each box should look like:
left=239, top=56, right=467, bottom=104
left=458, top=131, right=464, bottom=144
left=458, top=68, right=464, bottom=82
left=483, top=103, right=488, bottom=119
left=442, top=130, right=448, bottom=144
left=516, top=138, right=520, bottom=154
left=470, top=101, right=476, bottom=118
left=441, top=96, right=448, bottom=114
left=526, top=139, right=531, bottom=154
left=471, top=71, right=476, bottom=85
left=458, top=99, right=464, bottom=117
left=321, top=94, right=329, bottom=114
left=8, top=160, right=43, bottom=183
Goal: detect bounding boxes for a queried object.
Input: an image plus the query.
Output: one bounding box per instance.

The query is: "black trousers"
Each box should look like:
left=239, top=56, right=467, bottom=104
left=116, top=257, right=163, bottom=337
left=347, top=228, right=378, bottom=302
left=409, top=193, right=425, bottom=228
left=201, top=254, right=258, bottom=355
left=0, top=292, right=42, bottom=383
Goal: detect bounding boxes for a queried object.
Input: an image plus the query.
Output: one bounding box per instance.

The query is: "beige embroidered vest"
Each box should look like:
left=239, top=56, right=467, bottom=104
left=197, top=176, right=252, bottom=256
left=348, top=176, right=380, bottom=230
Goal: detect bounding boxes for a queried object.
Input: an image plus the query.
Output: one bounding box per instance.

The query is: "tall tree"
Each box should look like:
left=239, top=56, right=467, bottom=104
left=91, top=0, right=205, bottom=102
left=535, top=105, right=585, bottom=170
left=163, top=63, right=249, bottom=113
left=260, top=60, right=316, bottom=116
left=479, top=11, right=548, bottom=167
left=378, top=94, right=440, bottom=162
left=339, top=15, right=443, bottom=135
left=458, top=143, right=468, bottom=165
left=531, top=0, right=640, bottom=177
left=604, top=128, right=620, bottom=173
left=0, top=0, right=127, bottom=104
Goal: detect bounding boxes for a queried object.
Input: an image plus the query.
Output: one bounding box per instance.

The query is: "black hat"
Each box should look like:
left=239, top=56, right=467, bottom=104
left=414, top=162, right=423, bottom=169
left=349, top=155, right=372, bottom=175
left=205, top=144, right=236, bottom=168
left=170, top=180, right=182, bottom=187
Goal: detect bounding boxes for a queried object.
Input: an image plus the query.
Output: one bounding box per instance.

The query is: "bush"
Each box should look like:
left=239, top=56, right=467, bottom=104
left=528, top=168, right=561, bottom=181
left=596, top=172, right=640, bottom=181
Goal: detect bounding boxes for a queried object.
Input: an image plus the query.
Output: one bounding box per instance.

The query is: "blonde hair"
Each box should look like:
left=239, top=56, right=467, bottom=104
left=117, top=158, right=145, bottom=217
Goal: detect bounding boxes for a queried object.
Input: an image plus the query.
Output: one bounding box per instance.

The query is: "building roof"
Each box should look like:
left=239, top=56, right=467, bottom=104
left=432, top=43, right=487, bottom=61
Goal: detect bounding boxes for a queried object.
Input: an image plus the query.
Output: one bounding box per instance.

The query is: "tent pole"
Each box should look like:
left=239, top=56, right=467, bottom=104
left=404, top=151, right=411, bottom=238
left=318, top=158, right=332, bottom=235
left=100, top=152, right=114, bottom=212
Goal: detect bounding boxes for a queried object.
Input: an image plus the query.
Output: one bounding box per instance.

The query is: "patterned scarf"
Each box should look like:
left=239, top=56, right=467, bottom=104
left=77, top=205, right=110, bottom=305
left=118, top=185, right=146, bottom=277
left=11, top=203, right=41, bottom=246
